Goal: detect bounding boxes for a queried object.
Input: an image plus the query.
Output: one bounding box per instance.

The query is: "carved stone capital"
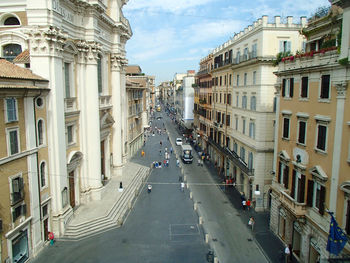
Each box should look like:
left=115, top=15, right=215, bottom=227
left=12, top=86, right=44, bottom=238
left=26, top=26, right=67, bottom=56
left=75, top=40, right=101, bottom=63
left=111, top=53, right=128, bottom=71
left=334, top=81, right=348, bottom=98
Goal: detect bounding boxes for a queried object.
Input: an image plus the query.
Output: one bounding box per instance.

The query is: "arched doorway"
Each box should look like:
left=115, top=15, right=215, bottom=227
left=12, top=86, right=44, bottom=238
left=67, top=151, right=83, bottom=209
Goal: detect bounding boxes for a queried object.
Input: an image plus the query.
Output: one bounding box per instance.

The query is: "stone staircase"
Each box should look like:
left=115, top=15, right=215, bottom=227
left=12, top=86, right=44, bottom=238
left=61, top=164, right=150, bottom=241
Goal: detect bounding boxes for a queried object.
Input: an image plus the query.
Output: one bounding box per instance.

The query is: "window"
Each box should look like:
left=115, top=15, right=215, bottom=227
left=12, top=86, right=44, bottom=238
left=244, top=73, right=247, bottom=86
left=38, top=119, right=45, bottom=145
left=253, top=71, right=256, bottom=85
left=252, top=43, right=257, bottom=58
left=240, top=147, right=245, bottom=162
left=242, top=95, right=247, bottom=109
left=66, top=125, right=75, bottom=145
left=279, top=40, right=291, bottom=53
left=278, top=162, right=289, bottom=188
left=307, top=180, right=325, bottom=215
left=243, top=47, right=249, bottom=60
left=236, top=94, right=239, bottom=107
left=297, top=120, right=306, bottom=145
left=242, top=119, right=246, bottom=134
left=235, top=116, right=239, bottom=130
left=224, top=75, right=226, bottom=86
left=316, top=123, right=327, bottom=152
left=227, top=94, right=231, bottom=105
left=282, top=117, right=290, bottom=139
left=282, top=78, right=294, bottom=98
left=97, top=55, right=103, bottom=94
left=2, top=43, right=22, bottom=62
left=5, top=97, right=18, bottom=122
left=11, top=229, right=29, bottom=263
left=7, top=128, right=20, bottom=155
left=220, top=76, right=222, bottom=86
left=250, top=96, right=256, bottom=110
left=237, top=75, right=240, bottom=86
left=249, top=122, right=255, bottom=139
left=4, top=16, right=20, bottom=25
left=64, top=62, right=72, bottom=98
left=40, top=162, right=47, bottom=188
left=320, top=75, right=330, bottom=99
left=229, top=74, right=232, bottom=85
left=248, top=152, right=253, bottom=170
left=301, top=77, right=308, bottom=98
left=233, top=143, right=238, bottom=153
left=236, top=51, right=240, bottom=63
left=291, top=170, right=306, bottom=203
left=226, top=115, right=231, bottom=126
left=219, top=93, right=222, bottom=103
left=11, top=176, right=24, bottom=205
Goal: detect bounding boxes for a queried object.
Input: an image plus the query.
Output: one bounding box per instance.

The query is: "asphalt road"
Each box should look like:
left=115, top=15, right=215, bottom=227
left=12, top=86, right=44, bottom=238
left=31, top=112, right=209, bottom=263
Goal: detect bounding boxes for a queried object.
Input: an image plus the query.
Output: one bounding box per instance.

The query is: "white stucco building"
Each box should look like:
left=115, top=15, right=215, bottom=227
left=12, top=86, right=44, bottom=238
left=0, top=1, right=132, bottom=260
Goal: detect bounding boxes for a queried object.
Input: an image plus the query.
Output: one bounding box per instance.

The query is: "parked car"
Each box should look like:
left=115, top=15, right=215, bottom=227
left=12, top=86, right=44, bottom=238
left=176, top=138, right=183, bottom=146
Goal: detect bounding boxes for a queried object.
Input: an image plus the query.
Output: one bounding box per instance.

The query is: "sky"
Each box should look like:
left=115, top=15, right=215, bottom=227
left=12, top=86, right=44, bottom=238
left=123, top=0, right=331, bottom=85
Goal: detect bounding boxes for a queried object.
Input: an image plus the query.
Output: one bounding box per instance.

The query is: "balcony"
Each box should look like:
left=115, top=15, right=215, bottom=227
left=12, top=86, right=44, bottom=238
left=64, top=97, right=77, bottom=112
left=207, top=137, right=254, bottom=176
left=99, top=95, right=112, bottom=109
left=280, top=189, right=307, bottom=217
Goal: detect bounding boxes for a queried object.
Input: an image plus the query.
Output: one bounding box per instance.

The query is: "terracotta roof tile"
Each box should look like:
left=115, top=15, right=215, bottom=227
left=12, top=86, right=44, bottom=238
left=0, top=58, right=47, bottom=81
left=13, top=50, right=30, bottom=64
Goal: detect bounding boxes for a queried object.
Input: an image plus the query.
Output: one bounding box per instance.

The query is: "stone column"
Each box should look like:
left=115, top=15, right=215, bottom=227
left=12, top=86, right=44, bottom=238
left=329, top=81, right=348, bottom=212
left=111, top=54, right=124, bottom=175
left=80, top=42, right=103, bottom=195
left=27, top=26, right=72, bottom=236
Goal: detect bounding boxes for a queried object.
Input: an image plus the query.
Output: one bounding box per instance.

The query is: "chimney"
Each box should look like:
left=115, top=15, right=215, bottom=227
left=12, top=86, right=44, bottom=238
left=287, top=16, right=293, bottom=26
left=300, top=16, right=307, bottom=27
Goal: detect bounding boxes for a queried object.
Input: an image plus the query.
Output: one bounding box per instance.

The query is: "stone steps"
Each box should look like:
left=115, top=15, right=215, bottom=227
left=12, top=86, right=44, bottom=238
left=60, top=166, right=150, bottom=241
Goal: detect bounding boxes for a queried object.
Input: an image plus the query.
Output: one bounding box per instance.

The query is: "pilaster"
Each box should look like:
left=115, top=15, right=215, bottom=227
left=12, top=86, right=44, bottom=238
left=329, top=81, right=348, bottom=212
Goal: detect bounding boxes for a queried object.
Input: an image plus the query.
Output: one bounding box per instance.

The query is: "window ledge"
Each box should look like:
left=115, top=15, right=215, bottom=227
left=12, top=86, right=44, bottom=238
left=299, top=97, right=309, bottom=101
left=283, top=97, right=292, bottom=101
left=296, top=142, right=306, bottom=148
left=282, top=137, right=290, bottom=141
left=314, top=148, right=327, bottom=156
left=318, top=98, right=331, bottom=103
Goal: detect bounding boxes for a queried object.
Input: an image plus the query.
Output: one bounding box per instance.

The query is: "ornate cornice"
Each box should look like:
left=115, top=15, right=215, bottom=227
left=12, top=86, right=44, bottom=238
left=75, top=40, right=101, bottom=62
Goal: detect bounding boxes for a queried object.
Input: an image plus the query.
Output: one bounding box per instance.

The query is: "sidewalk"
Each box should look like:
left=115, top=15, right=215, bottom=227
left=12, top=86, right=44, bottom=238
left=204, top=156, right=284, bottom=263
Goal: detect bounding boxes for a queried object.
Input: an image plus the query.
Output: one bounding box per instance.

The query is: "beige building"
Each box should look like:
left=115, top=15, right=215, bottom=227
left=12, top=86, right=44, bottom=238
left=270, top=3, right=350, bottom=261
left=125, top=65, right=154, bottom=157
left=0, top=59, right=50, bottom=263
left=207, top=15, right=305, bottom=210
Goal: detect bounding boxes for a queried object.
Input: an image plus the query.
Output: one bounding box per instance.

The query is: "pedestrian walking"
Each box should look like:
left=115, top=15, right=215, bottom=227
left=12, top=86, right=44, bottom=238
left=176, top=159, right=180, bottom=167
left=242, top=199, right=246, bottom=210
left=48, top=231, right=54, bottom=246
left=170, top=147, right=173, bottom=154
left=248, top=217, right=255, bottom=231
left=197, top=159, right=201, bottom=166
left=180, top=182, right=185, bottom=192
left=284, top=244, right=291, bottom=263
left=160, top=140, right=162, bottom=146
left=147, top=184, right=152, bottom=193
left=143, top=140, right=146, bottom=146
left=163, top=159, right=167, bottom=167
left=159, top=149, right=162, bottom=156
left=246, top=199, right=251, bottom=211
left=141, top=150, right=145, bottom=157
left=165, top=147, right=168, bottom=152
left=166, top=159, right=169, bottom=167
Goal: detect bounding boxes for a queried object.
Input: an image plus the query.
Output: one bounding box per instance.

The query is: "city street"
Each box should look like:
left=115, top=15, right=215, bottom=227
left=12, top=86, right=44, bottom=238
left=31, top=114, right=209, bottom=263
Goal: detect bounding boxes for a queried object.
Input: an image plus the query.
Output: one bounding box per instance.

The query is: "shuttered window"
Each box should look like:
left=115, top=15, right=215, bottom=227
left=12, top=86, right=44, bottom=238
left=320, top=75, right=330, bottom=99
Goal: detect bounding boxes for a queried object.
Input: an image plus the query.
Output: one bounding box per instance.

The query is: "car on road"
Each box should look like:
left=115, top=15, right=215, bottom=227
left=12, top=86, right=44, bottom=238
left=176, top=138, right=182, bottom=145
left=156, top=116, right=162, bottom=120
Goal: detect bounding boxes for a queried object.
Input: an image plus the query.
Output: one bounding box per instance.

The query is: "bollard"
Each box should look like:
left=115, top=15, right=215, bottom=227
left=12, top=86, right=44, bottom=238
left=199, top=216, right=203, bottom=225
left=190, top=191, right=193, bottom=199
left=194, top=202, right=197, bottom=211
left=205, top=233, right=209, bottom=243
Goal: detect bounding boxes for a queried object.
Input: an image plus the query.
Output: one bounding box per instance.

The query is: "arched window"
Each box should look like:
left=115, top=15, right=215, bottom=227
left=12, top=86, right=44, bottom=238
left=40, top=162, right=46, bottom=188
left=250, top=96, right=256, bottom=111
left=2, top=43, right=22, bottom=62
left=4, top=16, right=20, bottom=25
left=37, top=119, right=45, bottom=145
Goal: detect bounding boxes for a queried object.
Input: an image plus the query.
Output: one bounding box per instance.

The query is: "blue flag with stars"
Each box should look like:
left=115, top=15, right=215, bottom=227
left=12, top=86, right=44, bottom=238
left=326, top=212, right=348, bottom=256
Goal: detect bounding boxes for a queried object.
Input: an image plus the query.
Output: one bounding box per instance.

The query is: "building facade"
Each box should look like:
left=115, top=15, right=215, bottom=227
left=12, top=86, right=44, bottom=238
left=0, top=59, right=50, bottom=263
left=206, top=15, right=305, bottom=210
left=0, top=0, right=132, bottom=243
left=270, top=3, right=350, bottom=261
